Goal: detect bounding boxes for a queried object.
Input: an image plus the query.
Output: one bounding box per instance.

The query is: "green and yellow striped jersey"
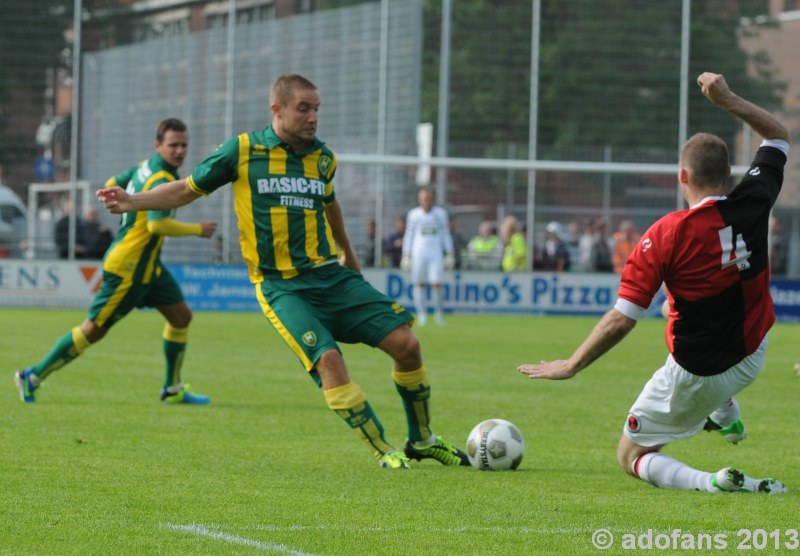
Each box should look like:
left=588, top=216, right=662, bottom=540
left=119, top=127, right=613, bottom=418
left=187, top=126, right=338, bottom=282
left=103, top=152, right=176, bottom=282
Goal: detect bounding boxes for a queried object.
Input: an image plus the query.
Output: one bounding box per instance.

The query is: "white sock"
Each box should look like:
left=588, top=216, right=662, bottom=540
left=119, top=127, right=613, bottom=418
left=413, top=285, right=426, bottom=317
left=709, top=398, right=740, bottom=427
left=633, top=452, right=716, bottom=492
left=433, top=287, right=444, bottom=318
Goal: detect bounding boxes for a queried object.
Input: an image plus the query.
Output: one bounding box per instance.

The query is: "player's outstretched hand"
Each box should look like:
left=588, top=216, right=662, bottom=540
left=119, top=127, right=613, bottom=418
left=518, top=360, right=577, bottom=381
left=199, top=220, right=218, bottom=238
left=96, top=187, right=131, bottom=214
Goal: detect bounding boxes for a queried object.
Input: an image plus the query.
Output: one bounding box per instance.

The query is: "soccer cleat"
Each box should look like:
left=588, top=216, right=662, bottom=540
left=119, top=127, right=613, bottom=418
left=404, top=436, right=470, bottom=466
left=711, top=467, right=787, bottom=494
left=14, top=368, right=38, bottom=403
left=794, top=362, right=800, bottom=378
left=416, top=312, right=427, bottom=327
left=161, top=384, right=210, bottom=405
left=704, top=417, right=747, bottom=444
left=378, top=450, right=411, bottom=470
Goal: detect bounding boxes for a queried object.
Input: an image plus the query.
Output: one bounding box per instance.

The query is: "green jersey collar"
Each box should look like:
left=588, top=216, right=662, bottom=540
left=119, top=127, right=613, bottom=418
left=151, top=150, right=179, bottom=174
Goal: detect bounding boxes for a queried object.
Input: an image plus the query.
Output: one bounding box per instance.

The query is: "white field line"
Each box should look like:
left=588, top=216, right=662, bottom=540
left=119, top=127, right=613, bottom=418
left=254, top=524, right=592, bottom=534
left=252, top=524, right=745, bottom=536
left=165, top=523, right=319, bottom=555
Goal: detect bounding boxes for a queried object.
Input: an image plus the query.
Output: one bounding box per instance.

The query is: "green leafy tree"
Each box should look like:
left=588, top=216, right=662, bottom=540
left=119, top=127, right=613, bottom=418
left=422, top=0, right=782, bottom=160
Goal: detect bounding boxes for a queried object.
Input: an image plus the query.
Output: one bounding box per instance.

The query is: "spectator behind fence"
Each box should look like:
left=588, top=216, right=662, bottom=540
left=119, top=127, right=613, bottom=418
left=362, top=219, right=376, bottom=267
left=500, top=215, right=527, bottom=272
left=382, top=216, right=406, bottom=268
left=613, top=219, right=640, bottom=274
left=577, top=218, right=596, bottom=272
left=54, top=198, right=88, bottom=259
left=534, top=221, right=570, bottom=271
left=466, top=220, right=502, bottom=270
left=450, top=219, right=468, bottom=270
left=565, top=220, right=581, bottom=270
left=82, top=206, right=114, bottom=260
left=592, top=218, right=614, bottom=273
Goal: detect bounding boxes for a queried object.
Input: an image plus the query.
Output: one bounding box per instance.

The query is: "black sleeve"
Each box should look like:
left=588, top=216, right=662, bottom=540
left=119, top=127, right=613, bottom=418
left=734, top=146, right=787, bottom=208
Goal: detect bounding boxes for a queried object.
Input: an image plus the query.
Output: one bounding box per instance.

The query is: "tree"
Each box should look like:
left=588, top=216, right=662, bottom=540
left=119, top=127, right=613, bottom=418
left=421, top=0, right=782, bottom=161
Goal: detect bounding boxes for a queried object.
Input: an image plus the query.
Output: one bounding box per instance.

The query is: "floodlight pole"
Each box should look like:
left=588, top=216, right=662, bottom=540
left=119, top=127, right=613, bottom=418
left=68, top=0, right=83, bottom=260
left=221, top=0, right=237, bottom=265
left=677, top=0, right=690, bottom=211
left=526, top=0, right=541, bottom=271
left=435, top=0, right=451, bottom=204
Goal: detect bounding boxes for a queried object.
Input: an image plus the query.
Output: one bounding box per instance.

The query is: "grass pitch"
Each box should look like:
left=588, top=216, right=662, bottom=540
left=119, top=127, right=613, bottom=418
left=2, top=308, right=799, bottom=555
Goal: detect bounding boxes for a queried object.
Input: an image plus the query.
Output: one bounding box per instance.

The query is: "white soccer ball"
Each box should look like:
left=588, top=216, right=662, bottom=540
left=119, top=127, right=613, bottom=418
left=466, top=418, right=525, bottom=471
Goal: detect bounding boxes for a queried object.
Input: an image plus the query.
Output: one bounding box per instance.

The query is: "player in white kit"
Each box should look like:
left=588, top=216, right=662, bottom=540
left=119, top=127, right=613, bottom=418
left=401, top=188, right=454, bottom=325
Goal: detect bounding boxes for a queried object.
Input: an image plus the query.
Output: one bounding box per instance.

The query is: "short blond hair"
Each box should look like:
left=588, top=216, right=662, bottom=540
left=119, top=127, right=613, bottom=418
left=270, top=74, right=317, bottom=107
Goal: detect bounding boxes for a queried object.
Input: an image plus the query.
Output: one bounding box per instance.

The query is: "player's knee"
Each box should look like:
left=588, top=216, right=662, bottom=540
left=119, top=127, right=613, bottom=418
left=81, top=321, right=107, bottom=343
left=171, top=308, right=192, bottom=329
left=393, top=332, right=422, bottom=368
left=316, top=350, right=349, bottom=388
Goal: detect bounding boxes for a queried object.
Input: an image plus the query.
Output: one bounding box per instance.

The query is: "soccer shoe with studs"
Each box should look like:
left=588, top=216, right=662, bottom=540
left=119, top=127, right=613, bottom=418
left=404, top=436, right=470, bottom=466
left=161, top=384, right=210, bottom=405
left=711, top=467, right=787, bottom=494
left=378, top=450, right=411, bottom=470
left=14, top=368, right=38, bottom=403
left=704, top=417, right=747, bottom=444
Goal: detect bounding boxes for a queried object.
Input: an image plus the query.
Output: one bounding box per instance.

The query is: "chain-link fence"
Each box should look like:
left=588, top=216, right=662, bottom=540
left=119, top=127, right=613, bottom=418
left=2, top=0, right=798, bottom=276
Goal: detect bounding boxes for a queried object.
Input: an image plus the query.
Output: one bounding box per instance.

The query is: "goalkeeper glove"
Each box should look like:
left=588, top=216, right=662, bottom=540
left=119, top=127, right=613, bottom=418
left=444, top=252, right=456, bottom=270
left=401, top=254, right=411, bottom=271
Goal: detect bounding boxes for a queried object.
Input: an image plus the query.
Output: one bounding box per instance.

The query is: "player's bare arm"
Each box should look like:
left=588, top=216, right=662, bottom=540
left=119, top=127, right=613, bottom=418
left=96, top=179, right=201, bottom=213
left=518, top=308, right=636, bottom=380
left=697, top=72, right=790, bottom=142
left=325, top=199, right=361, bottom=272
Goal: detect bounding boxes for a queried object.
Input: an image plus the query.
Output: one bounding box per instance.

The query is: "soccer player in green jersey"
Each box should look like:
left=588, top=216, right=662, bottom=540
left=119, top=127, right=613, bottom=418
left=15, top=118, right=217, bottom=405
left=98, top=74, right=469, bottom=469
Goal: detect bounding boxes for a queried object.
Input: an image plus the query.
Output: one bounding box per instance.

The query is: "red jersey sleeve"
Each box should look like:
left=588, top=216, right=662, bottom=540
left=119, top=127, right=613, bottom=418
left=617, top=214, right=679, bottom=309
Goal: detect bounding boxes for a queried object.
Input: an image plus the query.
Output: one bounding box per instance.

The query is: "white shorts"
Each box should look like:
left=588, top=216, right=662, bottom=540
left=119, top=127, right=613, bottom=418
left=411, top=249, right=444, bottom=284
left=623, top=337, right=767, bottom=447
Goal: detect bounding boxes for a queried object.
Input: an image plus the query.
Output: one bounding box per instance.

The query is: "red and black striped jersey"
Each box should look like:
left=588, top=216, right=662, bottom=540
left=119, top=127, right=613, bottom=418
left=618, top=143, right=787, bottom=376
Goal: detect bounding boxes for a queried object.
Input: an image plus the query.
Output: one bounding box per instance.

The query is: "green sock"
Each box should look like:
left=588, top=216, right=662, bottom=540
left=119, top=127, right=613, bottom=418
left=162, top=325, right=188, bottom=391
left=162, top=338, right=186, bottom=390
left=334, top=401, right=394, bottom=459
left=392, top=367, right=432, bottom=443
left=33, top=327, right=91, bottom=380
left=324, top=382, right=394, bottom=459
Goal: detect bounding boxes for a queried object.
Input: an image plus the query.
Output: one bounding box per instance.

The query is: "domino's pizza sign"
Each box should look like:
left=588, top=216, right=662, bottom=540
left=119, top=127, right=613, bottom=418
left=770, top=280, right=800, bottom=322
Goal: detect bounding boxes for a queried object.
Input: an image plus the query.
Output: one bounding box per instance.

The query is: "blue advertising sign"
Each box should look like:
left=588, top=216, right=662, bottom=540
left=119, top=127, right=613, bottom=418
left=165, top=264, right=799, bottom=323
left=770, top=280, right=800, bottom=322
left=167, top=264, right=259, bottom=312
